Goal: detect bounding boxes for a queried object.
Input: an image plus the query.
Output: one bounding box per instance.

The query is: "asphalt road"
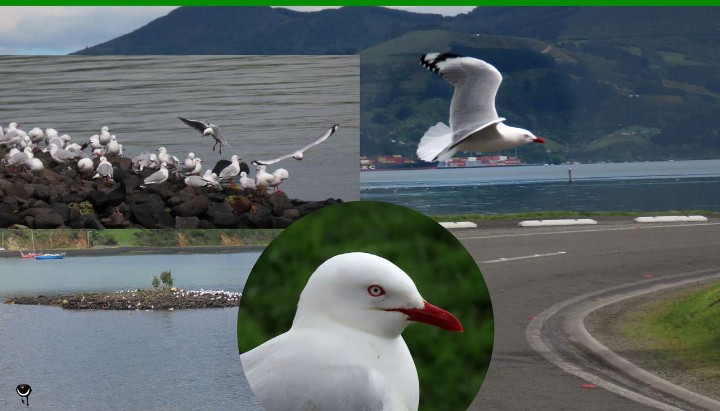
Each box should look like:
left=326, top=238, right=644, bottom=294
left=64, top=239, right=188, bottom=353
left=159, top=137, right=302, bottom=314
left=457, top=218, right=720, bottom=411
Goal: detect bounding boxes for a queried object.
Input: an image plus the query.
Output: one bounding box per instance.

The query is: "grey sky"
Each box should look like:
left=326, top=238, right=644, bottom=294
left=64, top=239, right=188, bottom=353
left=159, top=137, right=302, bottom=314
left=0, top=6, right=476, bottom=55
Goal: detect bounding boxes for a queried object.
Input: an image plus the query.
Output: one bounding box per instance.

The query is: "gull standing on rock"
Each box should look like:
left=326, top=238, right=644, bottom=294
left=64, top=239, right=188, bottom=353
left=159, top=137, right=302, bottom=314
left=45, top=143, right=82, bottom=164
left=98, top=126, right=112, bottom=145
left=252, top=124, right=339, bottom=165
left=417, top=52, right=545, bottom=162
left=239, top=171, right=256, bottom=190
left=140, top=162, right=169, bottom=189
left=218, top=155, right=242, bottom=181
left=241, top=252, right=463, bottom=411
left=176, top=116, right=231, bottom=154
left=92, top=156, right=114, bottom=182
left=105, top=135, right=122, bottom=156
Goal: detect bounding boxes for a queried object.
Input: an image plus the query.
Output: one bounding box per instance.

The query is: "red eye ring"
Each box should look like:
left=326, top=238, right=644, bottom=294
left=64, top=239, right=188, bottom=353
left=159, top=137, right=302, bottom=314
left=367, top=284, right=385, bottom=297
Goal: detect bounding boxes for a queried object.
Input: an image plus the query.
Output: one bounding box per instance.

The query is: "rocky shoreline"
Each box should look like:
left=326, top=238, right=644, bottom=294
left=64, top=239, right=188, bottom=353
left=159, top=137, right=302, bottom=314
left=6, top=288, right=241, bottom=310
left=0, top=151, right=342, bottom=229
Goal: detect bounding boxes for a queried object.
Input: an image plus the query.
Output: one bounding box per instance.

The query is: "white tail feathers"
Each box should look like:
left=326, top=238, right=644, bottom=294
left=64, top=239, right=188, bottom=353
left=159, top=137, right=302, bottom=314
left=416, top=122, right=456, bottom=162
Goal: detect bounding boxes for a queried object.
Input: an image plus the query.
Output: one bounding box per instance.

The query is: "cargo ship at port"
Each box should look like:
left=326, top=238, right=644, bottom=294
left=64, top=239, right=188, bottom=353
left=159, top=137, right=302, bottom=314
left=361, top=154, right=522, bottom=171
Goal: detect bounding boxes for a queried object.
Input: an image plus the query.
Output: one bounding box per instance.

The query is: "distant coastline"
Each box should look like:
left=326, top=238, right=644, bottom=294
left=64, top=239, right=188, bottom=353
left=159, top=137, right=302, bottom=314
left=0, top=244, right=264, bottom=259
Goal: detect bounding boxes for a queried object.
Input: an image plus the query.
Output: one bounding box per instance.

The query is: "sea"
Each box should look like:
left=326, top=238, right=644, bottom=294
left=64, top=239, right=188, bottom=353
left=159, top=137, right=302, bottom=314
left=0, top=55, right=359, bottom=201
left=360, top=159, right=720, bottom=215
left=0, top=252, right=263, bottom=410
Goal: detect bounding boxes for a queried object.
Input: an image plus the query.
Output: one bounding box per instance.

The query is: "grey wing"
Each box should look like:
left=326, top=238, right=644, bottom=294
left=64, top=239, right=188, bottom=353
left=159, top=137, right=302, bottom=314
left=211, top=124, right=231, bottom=148
left=57, top=149, right=81, bottom=161
left=252, top=124, right=338, bottom=166
left=422, top=53, right=502, bottom=133
left=144, top=169, right=165, bottom=184
left=447, top=117, right=506, bottom=151
left=98, top=162, right=113, bottom=176
left=177, top=116, right=210, bottom=134
left=298, top=123, right=339, bottom=152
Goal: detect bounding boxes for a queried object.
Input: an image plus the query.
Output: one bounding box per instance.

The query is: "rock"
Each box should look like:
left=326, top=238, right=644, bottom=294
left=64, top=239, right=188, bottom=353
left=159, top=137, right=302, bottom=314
left=272, top=217, right=294, bottom=228
left=206, top=201, right=234, bottom=218
left=226, top=195, right=253, bottom=214
left=52, top=203, right=71, bottom=223
left=33, top=210, right=64, bottom=228
left=167, top=193, right=195, bottom=208
left=282, top=208, right=301, bottom=220
left=212, top=211, right=237, bottom=228
left=172, top=195, right=209, bottom=218
left=197, top=220, right=216, bottom=229
left=267, top=192, right=293, bottom=216
left=130, top=202, right=174, bottom=228
left=208, top=193, right=227, bottom=202
left=175, top=216, right=200, bottom=229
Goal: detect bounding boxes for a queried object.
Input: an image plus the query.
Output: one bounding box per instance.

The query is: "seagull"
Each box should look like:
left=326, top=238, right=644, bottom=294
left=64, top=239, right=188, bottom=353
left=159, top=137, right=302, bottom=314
left=140, top=162, right=169, bottom=188
left=98, top=126, right=112, bottom=145
left=218, top=154, right=242, bottom=180
left=252, top=124, right=339, bottom=165
left=269, top=168, right=289, bottom=193
left=417, top=52, right=545, bottom=162
left=45, top=143, right=82, bottom=164
left=240, top=252, right=462, bottom=411
left=28, top=127, right=44, bottom=146
left=0, top=123, right=25, bottom=147
left=105, top=135, right=122, bottom=156
left=92, top=156, right=114, bottom=181
left=77, top=156, right=96, bottom=178
left=157, top=146, right=179, bottom=167
left=82, top=134, right=103, bottom=151
left=254, top=164, right=275, bottom=191
left=184, top=174, right=215, bottom=189
left=239, top=171, right=256, bottom=190
left=202, top=170, right=222, bottom=189
left=132, top=152, right=159, bottom=172
left=182, top=152, right=196, bottom=173
left=176, top=115, right=231, bottom=154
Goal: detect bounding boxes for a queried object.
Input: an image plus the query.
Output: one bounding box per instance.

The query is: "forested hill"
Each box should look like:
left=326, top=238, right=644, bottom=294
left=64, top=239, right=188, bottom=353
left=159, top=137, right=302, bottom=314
left=75, top=7, right=720, bottom=163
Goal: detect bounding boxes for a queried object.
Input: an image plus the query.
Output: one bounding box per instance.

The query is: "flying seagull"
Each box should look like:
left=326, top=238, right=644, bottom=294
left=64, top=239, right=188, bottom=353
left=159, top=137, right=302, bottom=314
left=176, top=115, right=231, bottom=154
left=417, top=52, right=545, bottom=162
left=252, top=124, right=339, bottom=166
left=241, top=252, right=462, bottom=411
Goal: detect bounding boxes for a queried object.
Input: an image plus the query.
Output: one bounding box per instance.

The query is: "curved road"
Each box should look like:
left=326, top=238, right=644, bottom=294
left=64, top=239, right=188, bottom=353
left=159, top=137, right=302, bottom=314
left=458, top=219, right=720, bottom=410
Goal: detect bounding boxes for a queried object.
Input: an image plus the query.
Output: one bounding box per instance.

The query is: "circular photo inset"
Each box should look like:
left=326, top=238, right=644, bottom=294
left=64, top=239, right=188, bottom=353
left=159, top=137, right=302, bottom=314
left=238, top=201, right=493, bottom=411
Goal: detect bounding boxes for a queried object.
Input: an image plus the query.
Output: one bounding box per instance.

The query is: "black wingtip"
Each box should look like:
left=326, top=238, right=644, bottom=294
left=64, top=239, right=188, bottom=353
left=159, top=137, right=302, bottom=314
left=420, top=52, right=464, bottom=74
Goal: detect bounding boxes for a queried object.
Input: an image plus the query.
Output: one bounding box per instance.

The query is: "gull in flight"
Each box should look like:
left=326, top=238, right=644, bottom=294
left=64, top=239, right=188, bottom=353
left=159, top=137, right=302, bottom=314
left=252, top=124, right=339, bottom=165
left=417, top=52, right=545, bottom=162
left=176, top=115, right=231, bottom=154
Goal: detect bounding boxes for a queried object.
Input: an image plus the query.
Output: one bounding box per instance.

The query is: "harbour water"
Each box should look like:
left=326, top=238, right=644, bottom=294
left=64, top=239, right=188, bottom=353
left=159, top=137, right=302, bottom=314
left=0, top=55, right=360, bottom=201
left=360, top=159, right=720, bottom=215
left=0, top=252, right=262, bottom=410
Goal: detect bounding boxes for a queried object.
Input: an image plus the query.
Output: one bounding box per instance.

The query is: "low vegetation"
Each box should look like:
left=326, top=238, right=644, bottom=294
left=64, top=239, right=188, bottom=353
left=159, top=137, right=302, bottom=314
left=623, top=281, right=720, bottom=382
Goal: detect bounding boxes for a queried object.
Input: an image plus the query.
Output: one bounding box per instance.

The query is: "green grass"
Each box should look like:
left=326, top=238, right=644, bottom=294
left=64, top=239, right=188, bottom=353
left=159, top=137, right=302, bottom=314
left=430, top=210, right=720, bottom=222
left=238, top=201, right=493, bottom=411
left=623, top=281, right=720, bottom=380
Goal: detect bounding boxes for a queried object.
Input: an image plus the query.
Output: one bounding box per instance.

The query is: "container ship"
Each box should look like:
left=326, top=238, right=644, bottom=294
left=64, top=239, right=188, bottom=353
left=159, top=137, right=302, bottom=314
left=361, top=154, right=522, bottom=171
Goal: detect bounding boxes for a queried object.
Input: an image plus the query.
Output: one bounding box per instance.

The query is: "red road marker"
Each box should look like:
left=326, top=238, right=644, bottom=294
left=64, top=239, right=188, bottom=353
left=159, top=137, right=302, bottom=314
left=526, top=315, right=537, bottom=320
left=580, top=383, right=596, bottom=389
left=643, top=274, right=653, bottom=279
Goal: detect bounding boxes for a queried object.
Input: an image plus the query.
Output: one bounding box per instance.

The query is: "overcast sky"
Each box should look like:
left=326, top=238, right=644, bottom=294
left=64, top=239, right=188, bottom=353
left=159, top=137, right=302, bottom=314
left=0, top=6, right=476, bottom=55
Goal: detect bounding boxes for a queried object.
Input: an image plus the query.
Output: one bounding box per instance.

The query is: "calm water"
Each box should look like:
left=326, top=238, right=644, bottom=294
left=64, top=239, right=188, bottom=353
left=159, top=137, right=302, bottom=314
left=360, top=159, right=720, bottom=215
left=0, top=252, right=262, bottom=410
left=0, top=55, right=359, bottom=201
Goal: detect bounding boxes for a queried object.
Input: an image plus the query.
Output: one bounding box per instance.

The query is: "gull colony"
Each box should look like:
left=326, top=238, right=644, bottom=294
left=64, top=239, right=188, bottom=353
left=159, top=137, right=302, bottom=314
left=1, top=120, right=340, bottom=195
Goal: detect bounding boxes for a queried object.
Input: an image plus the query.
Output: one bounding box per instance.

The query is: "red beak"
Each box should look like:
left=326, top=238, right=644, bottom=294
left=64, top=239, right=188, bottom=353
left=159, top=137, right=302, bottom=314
left=534, top=137, right=546, bottom=144
left=388, top=300, right=463, bottom=332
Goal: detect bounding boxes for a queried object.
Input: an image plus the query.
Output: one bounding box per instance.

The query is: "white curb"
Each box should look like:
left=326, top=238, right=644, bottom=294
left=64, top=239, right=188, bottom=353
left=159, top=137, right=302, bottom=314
left=439, top=221, right=478, bottom=229
left=519, top=219, right=598, bottom=227
left=634, top=215, right=708, bottom=223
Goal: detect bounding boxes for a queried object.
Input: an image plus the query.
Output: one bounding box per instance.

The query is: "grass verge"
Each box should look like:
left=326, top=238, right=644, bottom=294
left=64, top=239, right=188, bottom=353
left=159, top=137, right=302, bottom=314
left=622, top=281, right=720, bottom=382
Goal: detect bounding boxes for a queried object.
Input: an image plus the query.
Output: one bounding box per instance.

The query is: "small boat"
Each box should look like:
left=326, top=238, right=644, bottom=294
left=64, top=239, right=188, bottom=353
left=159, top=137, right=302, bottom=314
left=34, top=253, right=65, bottom=260
left=19, top=251, right=39, bottom=259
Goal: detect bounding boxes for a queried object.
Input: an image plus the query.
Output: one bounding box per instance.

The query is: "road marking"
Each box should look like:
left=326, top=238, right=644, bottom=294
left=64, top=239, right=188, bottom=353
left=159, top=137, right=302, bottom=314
left=527, top=269, right=720, bottom=411
left=483, top=251, right=566, bottom=263
left=457, top=222, right=720, bottom=241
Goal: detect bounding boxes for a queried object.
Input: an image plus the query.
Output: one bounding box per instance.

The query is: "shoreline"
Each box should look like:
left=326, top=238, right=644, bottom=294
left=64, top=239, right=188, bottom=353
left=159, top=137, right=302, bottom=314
left=6, top=288, right=241, bottom=311
left=0, top=244, right=265, bottom=258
